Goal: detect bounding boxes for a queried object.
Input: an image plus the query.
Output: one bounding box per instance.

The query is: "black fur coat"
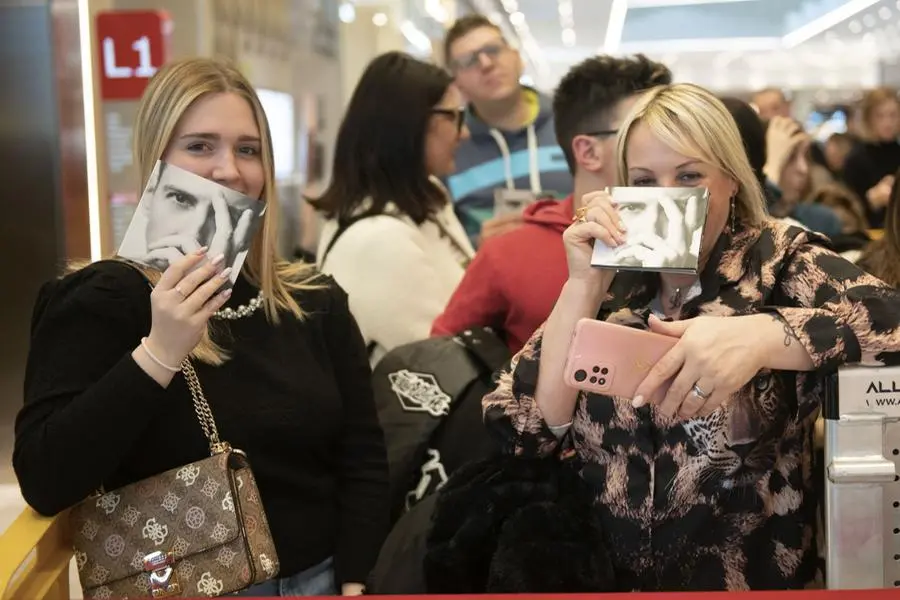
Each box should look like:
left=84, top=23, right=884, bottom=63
left=367, top=454, right=616, bottom=594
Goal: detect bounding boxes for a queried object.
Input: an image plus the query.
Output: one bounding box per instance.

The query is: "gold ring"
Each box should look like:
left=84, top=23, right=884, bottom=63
left=573, top=206, right=589, bottom=224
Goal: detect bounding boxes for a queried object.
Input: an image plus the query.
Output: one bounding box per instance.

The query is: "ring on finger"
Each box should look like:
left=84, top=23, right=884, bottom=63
left=691, top=382, right=711, bottom=400
left=573, top=206, right=589, bottom=224
left=679, top=392, right=706, bottom=418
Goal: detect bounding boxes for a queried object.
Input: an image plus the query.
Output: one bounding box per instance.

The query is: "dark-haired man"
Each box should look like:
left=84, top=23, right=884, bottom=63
left=433, top=54, right=672, bottom=352
left=442, top=14, right=572, bottom=246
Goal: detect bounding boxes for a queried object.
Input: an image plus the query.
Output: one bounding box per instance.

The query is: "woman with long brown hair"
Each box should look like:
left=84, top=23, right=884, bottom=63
left=14, top=58, right=389, bottom=597
left=858, top=168, right=900, bottom=286
left=843, top=86, right=900, bottom=227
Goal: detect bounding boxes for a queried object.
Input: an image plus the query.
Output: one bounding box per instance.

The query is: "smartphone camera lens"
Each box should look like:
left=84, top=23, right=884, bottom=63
left=599, top=377, right=606, bottom=386
left=574, top=369, right=587, bottom=382
left=592, top=366, right=600, bottom=373
left=601, top=367, right=609, bottom=375
left=589, top=376, right=597, bottom=384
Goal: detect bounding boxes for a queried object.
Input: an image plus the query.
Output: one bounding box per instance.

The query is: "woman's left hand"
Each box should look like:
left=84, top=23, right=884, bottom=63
left=632, top=314, right=766, bottom=419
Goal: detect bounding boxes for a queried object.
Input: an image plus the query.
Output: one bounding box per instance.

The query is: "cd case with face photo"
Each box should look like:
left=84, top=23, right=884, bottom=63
left=590, top=186, right=710, bottom=274
left=117, top=160, right=266, bottom=286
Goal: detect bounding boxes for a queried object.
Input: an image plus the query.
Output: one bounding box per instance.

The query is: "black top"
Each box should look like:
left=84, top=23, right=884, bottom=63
left=13, top=260, right=390, bottom=586
left=843, top=139, right=900, bottom=228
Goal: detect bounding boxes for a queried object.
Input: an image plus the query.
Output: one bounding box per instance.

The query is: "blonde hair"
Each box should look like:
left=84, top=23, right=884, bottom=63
left=616, top=83, right=768, bottom=228
left=82, top=57, right=321, bottom=365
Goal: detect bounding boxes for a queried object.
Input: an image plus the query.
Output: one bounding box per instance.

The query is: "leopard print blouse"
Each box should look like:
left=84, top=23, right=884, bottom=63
left=483, top=220, right=900, bottom=592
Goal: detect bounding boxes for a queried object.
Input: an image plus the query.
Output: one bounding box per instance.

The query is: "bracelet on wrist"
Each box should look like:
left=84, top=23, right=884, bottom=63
left=140, top=337, right=180, bottom=373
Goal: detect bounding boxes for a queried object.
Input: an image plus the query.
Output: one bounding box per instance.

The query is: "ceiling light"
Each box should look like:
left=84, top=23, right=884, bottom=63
left=849, top=19, right=863, bottom=32
left=372, top=12, right=388, bottom=27
left=863, top=13, right=877, bottom=27
left=627, top=0, right=754, bottom=5
left=603, top=0, right=628, bottom=53
left=401, top=20, right=432, bottom=53
left=880, top=6, right=892, bottom=19
left=557, top=0, right=575, bottom=43
left=425, top=0, right=449, bottom=24
left=782, top=0, right=881, bottom=48
left=338, top=2, right=356, bottom=24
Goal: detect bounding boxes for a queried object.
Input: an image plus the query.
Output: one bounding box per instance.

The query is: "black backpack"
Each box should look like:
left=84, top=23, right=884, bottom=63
left=370, top=327, right=510, bottom=523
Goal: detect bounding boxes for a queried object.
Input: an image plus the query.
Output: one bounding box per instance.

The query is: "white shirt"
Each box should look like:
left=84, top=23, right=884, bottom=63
left=317, top=200, right=474, bottom=366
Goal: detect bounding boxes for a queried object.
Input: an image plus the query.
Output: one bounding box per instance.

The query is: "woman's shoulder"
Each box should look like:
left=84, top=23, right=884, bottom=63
left=31, top=260, right=151, bottom=330
left=323, top=213, right=423, bottom=261
left=46, top=260, right=150, bottom=303
left=277, top=261, right=348, bottom=314
left=754, top=218, right=833, bottom=253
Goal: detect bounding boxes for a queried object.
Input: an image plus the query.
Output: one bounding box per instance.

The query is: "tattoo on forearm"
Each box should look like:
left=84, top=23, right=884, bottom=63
left=770, top=314, right=799, bottom=347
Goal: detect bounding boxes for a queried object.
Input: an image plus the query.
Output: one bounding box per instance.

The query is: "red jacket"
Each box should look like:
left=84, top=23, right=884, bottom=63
left=432, top=196, right=573, bottom=353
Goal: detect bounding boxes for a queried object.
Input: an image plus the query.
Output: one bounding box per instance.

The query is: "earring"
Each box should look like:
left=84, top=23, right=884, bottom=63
left=729, top=194, right=737, bottom=234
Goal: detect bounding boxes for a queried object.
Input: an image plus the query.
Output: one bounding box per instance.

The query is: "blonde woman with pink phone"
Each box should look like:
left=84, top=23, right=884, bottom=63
left=483, top=83, right=900, bottom=592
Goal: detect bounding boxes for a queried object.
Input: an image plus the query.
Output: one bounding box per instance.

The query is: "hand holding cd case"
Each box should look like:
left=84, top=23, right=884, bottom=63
left=117, top=160, right=266, bottom=287
left=590, top=186, right=709, bottom=274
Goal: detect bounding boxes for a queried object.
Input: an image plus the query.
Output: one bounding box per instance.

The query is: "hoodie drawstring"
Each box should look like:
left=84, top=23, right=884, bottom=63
left=488, top=125, right=543, bottom=194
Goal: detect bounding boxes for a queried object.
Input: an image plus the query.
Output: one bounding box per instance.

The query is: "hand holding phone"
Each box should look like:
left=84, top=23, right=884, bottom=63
left=564, top=318, right=679, bottom=404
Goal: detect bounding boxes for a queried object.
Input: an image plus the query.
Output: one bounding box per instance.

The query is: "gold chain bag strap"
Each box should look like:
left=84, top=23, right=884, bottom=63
left=70, top=359, right=280, bottom=599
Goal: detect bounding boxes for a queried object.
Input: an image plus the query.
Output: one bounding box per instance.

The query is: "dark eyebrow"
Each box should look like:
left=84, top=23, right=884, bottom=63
left=676, top=160, right=702, bottom=169
left=161, top=184, right=194, bottom=196
left=180, top=132, right=218, bottom=141
left=628, top=160, right=702, bottom=172
left=179, top=132, right=261, bottom=143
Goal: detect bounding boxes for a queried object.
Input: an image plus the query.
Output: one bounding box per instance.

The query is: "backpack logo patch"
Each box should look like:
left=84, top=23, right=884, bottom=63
left=388, top=369, right=451, bottom=417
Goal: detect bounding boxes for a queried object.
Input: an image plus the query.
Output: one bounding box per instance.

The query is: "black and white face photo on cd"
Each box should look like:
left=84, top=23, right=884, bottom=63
left=117, top=160, right=265, bottom=284
left=611, top=190, right=704, bottom=269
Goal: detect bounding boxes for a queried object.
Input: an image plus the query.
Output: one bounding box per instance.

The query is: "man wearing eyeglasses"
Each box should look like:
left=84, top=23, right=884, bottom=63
left=442, top=14, right=572, bottom=248
left=433, top=54, right=672, bottom=353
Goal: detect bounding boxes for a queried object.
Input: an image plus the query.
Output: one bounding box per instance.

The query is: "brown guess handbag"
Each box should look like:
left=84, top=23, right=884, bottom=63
left=69, top=359, right=280, bottom=599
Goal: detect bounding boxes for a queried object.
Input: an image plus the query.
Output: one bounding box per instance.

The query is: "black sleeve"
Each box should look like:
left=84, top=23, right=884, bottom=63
left=325, top=280, right=391, bottom=586
left=13, top=262, right=174, bottom=516
left=842, top=149, right=872, bottom=202
left=842, top=148, right=882, bottom=225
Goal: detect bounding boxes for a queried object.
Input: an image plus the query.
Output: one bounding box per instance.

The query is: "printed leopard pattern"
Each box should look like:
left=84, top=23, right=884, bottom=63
left=483, top=220, right=900, bottom=592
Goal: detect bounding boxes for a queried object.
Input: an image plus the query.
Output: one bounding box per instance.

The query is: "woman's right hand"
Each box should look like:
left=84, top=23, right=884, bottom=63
left=142, top=248, right=234, bottom=368
left=867, top=175, right=895, bottom=209
left=563, top=190, right=626, bottom=286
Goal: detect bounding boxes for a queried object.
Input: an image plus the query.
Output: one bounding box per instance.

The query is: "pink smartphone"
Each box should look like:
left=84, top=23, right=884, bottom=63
left=564, top=318, right=679, bottom=402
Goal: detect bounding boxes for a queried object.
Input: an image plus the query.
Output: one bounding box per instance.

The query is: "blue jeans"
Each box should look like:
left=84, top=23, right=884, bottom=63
left=233, top=556, right=337, bottom=597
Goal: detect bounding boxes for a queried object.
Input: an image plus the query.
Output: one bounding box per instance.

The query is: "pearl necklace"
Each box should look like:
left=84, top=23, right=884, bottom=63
left=213, top=290, right=264, bottom=320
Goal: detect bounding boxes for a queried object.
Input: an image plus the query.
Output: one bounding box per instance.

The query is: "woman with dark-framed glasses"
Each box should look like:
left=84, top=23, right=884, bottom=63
left=310, top=51, right=475, bottom=366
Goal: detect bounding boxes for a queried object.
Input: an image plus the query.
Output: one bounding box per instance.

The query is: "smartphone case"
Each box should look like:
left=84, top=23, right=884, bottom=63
left=564, top=318, right=679, bottom=402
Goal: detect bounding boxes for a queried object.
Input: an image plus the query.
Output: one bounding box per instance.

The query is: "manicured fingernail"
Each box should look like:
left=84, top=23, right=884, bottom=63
left=195, top=246, right=209, bottom=255
left=210, top=253, right=225, bottom=266
left=218, top=267, right=232, bottom=279
left=632, top=395, right=645, bottom=408
left=221, top=288, right=233, bottom=299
